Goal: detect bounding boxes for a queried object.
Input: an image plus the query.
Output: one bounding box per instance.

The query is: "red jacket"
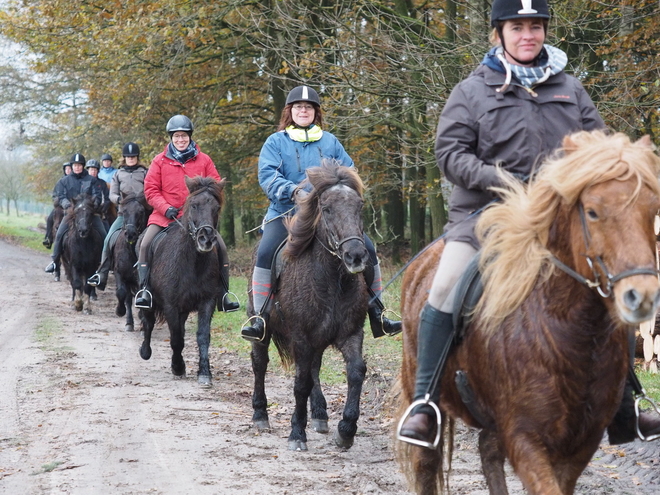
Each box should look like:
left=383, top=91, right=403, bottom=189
left=144, top=144, right=221, bottom=228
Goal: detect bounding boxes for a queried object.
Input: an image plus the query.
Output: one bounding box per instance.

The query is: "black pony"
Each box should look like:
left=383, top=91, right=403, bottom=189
left=139, top=176, right=226, bottom=385
left=249, top=161, right=370, bottom=451
left=113, top=193, right=150, bottom=332
left=61, top=194, right=104, bottom=313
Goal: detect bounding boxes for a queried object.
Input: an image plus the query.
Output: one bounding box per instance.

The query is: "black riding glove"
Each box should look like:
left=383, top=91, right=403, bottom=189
left=165, top=206, right=180, bottom=220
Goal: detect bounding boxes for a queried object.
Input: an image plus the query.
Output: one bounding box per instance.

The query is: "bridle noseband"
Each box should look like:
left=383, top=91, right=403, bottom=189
left=315, top=206, right=364, bottom=260
left=551, top=202, right=659, bottom=298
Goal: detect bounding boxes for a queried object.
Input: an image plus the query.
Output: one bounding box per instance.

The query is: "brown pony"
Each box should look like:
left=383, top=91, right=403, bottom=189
left=396, top=131, right=660, bottom=495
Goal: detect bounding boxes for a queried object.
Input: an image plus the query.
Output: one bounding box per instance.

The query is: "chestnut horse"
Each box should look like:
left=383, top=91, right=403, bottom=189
left=249, top=161, right=369, bottom=451
left=396, top=131, right=660, bottom=495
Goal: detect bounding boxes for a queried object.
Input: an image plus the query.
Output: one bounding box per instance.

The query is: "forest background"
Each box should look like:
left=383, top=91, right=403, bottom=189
left=0, top=0, right=657, bottom=261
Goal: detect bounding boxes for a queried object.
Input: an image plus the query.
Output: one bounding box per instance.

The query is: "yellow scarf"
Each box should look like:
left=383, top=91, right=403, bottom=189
left=285, top=125, right=323, bottom=143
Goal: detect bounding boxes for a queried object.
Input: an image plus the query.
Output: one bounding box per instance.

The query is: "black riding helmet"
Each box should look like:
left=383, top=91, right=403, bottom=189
left=490, top=0, right=550, bottom=26
left=62, top=162, right=71, bottom=174
left=166, top=115, right=194, bottom=137
left=491, top=0, right=550, bottom=66
left=101, top=153, right=113, bottom=162
left=70, top=153, right=86, bottom=166
left=85, top=159, right=100, bottom=169
left=122, top=142, right=140, bottom=157
left=285, top=85, right=321, bottom=107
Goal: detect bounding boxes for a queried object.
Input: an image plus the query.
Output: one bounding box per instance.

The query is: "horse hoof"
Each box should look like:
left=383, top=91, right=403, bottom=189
left=197, top=374, right=212, bottom=386
left=253, top=419, right=271, bottom=431
left=333, top=430, right=354, bottom=450
left=288, top=440, right=308, bottom=451
left=54, top=275, right=60, bottom=282
left=90, top=294, right=97, bottom=301
left=311, top=419, right=329, bottom=434
left=125, top=324, right=134, bottom=332
left=84, top=308, right=92, bottom=315
left=74, top=302, right=83, bottom=312
left=116, top=306, right=126, bottom=317
left=139, top=344, right=152, bottom=360
left=172, top=373, right=186, bottom=380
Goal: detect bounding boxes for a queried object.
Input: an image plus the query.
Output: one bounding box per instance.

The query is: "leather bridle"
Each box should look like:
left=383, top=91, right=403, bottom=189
left=550, top=202, right=658, bottom=298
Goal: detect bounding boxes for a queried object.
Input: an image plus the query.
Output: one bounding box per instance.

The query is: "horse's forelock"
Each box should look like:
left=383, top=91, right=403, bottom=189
left=184, top=177, right=225, bottom=210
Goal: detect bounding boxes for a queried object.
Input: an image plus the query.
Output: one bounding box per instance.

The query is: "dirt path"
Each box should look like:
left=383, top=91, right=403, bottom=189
left=0, top=239, right=658, bottom=494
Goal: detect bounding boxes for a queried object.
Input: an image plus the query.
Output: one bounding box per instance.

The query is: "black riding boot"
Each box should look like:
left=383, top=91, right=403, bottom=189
left=45, top=254, right=59, bottom=273
left=135, top=262, right=152, bottom=309
left=368, top=290, right=402, bottom=337
left=399, top=304, right=456, bottom=445
left=88, top=252, right=111, bottom=291
left=217, top=260, right=239, bottom=312
left=608, top=369, right=660, bottom=444
left=241, top=312, right=269, bottom=342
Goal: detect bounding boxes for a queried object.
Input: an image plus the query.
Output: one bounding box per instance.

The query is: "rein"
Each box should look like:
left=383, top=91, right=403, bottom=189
left=551, top=202, right=659, bottom=298
left=172, top=215, right=218, bottom=243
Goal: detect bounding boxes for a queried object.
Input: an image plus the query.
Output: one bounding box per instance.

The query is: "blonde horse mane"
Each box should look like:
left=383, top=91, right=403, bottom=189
left=474, top=130, right=660, bottom=330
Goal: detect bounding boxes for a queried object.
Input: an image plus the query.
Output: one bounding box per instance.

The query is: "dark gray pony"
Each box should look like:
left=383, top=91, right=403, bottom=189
left=139, top=176, right=225, bottom=385
left=113, top=193, right=150, bottom=332
left=250, top=161, right=370, bottom=451
left=61, top=194, right=103, bottom=314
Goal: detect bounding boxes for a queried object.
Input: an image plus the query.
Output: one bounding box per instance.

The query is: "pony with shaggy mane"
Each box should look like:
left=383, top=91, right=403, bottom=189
left=397, top=130, right=660, bottom=495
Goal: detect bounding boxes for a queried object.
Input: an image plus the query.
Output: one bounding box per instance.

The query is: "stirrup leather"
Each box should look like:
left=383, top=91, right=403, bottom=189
left=396, top=396, right=442, bottom=449
left=134, top=289, right=153, bottom=309
left=635, top=394, right=660, bottom=442
left=241, top=315, right=267, bottom=343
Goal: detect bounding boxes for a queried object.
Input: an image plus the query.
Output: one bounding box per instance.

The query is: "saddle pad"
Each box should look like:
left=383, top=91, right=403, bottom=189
left=452, top=252, right=484, bottom=339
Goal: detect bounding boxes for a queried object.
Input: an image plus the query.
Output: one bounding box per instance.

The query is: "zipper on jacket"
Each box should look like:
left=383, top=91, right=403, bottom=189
left=296, top=149, right=301, bottom=172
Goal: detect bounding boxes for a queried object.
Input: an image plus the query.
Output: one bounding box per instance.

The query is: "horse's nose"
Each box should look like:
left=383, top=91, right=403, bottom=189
left=622, top=286, right=660, bottom=322
left=342, top=243, right=368, bottom=274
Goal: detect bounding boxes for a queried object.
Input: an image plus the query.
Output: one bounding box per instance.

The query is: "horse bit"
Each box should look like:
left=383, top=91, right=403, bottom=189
left=550, top=202, right=660, bottom=442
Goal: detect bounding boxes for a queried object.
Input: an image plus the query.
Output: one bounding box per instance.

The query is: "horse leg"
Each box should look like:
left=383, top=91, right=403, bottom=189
left=83, top=280, right=93, bottom=315
left=139, top=309, right=155, bottom=360
left=196, top=300, right=214, bottom=386
left=509, top=441, right=564, bottom=495
left=251, top=338, right=271, bottom=430
left=115, top=272, right=127, bottom=317
left=309, top=350, right=329, bottom=434
left=167, top=310, right=188, bottom=378
left=479, top=429, right=508, bottom=495
left=289, top=353, right=314, bottom=451
left=334, top=334, right=366, bottom=449
left=124, top=288, right=134, bottom=332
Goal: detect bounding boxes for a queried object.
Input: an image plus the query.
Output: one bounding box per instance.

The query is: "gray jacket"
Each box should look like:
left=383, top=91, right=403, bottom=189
left=436, top=63, right=605, bottom=248
left=109, top=165, right=148, bottom=213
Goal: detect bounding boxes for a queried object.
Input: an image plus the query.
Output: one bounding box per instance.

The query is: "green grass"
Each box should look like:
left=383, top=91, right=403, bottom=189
left=637, top=368, right=660, bottom=403
left=0, top=209, right=50, bottom=252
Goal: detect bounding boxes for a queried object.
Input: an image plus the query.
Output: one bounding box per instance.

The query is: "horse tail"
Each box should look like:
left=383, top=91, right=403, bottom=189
left=272, top=332, right=294, bottom=371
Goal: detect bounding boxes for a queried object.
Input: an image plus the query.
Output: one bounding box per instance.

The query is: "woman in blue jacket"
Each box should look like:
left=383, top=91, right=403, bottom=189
left=241, top=85, right=400, bottom=342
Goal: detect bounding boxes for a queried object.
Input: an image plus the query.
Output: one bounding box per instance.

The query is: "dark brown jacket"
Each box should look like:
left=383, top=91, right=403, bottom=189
left=436, top=63, right=605, bottom=248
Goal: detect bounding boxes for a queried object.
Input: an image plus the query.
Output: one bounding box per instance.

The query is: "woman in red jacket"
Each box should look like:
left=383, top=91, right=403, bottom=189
left=134, top=115, right=239, bottom=313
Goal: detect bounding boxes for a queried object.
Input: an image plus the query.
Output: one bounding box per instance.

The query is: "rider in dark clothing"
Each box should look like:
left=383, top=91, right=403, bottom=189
left=43, top=162, right=72, bottom=249
left=44, top=153, right=107, bottom=274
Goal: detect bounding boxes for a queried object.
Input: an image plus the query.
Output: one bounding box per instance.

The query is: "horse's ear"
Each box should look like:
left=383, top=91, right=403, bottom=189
left=562, top=134, right=579, bottom=155
left=217, top=178, right=226, bottom=192
left=184, top=176, right=194, bottom=192
left=636, top=135, right=656, bottom=151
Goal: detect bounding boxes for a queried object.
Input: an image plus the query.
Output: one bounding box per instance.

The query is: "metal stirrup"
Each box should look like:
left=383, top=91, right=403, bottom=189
left=134, top=289, right=152, bottom=309
left=396, top=396, right=442, bottom=449
left=635, top=395, right=660, bottom=442
left=221, top=291, right=240, bottom=312
left=241, top=315, right=267, bottom=342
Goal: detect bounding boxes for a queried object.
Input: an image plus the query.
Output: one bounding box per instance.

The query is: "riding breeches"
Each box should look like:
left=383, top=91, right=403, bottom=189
left=255, top=217, right=379, bottom=270
left=427, top=241, right=478, bottom=313
left=137, top=224, right=164, bottom=264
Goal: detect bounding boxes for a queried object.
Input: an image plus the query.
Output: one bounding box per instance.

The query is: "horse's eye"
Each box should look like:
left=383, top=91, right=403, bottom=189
left=586, top=208, right=599, bottom=220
